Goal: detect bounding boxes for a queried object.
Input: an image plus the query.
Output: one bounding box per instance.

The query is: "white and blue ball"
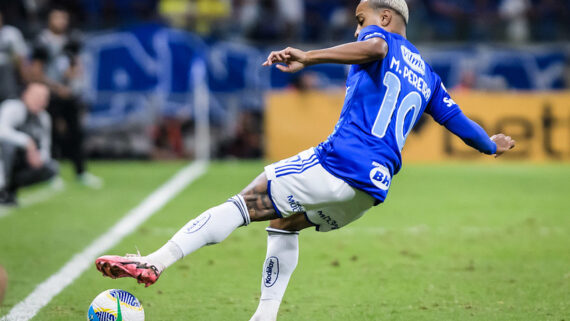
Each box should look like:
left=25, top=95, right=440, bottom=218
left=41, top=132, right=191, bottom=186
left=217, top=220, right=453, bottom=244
left=88, top=289, right=144, bottom=321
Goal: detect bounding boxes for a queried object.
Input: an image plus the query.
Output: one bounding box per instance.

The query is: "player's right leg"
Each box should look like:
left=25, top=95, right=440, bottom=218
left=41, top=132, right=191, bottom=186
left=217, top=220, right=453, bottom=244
left=95, top=171, right=283, bottom=286
left=249, top=147, right=377, bottom=321
left=248, top=217, right=309, bottom=321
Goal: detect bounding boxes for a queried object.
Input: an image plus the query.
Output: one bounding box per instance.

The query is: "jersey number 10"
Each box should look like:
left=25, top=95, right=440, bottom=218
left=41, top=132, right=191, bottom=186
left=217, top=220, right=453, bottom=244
left=371, top=72, right=423, bottom=151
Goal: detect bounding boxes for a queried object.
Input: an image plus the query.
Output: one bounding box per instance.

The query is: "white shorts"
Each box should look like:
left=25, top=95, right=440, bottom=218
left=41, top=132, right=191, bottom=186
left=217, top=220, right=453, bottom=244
left=264, top=148, right=376, bottom=232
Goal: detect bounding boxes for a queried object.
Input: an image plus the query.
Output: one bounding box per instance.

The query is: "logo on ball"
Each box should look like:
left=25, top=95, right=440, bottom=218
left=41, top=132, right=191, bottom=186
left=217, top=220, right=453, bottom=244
left=263, top=256, right=279, bottom=287
left=88, top=289, right=144, bottom=321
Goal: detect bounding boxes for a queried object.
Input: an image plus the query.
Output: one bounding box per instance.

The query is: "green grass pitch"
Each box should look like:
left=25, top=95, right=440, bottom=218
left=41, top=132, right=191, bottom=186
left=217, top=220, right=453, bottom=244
left=0, top=161, right=569, bottom=320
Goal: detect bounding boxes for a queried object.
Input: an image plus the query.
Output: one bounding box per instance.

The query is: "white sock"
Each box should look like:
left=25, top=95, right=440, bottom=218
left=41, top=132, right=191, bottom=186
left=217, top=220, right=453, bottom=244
left=145, top=241, right=183, bottom=271
left=147, top=195, right=250, bottom=270
left=250, top=228, right=299, bottom=321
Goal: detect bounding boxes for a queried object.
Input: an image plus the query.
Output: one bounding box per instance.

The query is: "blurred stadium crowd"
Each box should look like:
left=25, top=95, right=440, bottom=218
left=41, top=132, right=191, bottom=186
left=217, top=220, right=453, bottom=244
left=2, top=0, right=569, bottom=43
left=190, top=0, right=570, bottom=43
left=0, top=0, right=569, bottom=204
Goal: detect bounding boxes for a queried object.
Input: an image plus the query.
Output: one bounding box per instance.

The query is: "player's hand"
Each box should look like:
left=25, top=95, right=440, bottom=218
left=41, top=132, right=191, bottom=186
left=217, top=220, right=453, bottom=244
left=54, top=84, right=72, bottom=99
left=491, top=134, right=515, bottom=158
left=26, top=141, right=43, bottom=169
left=262, top=47, right=308, bottom=73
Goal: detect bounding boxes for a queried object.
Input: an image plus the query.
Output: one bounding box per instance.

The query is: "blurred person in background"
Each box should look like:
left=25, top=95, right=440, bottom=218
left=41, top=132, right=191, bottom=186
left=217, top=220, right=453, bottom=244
left=0, top=11, right=28, bottom=103
left=0, top=83, right=58, bottom=206
left=29, top=5, right=102, bottom=189
left=469, top=0, right=499, bottom=41
left=247, top=0, right=287, bottom=41
left=531, top=0, right=570, bottom=41
left=219, top=111, right=263, bottom=159
left=234, top=0, right=258, bottom=35
left=329, top=0, right=360, bottom=41
left=0, top=1, right=42, bottom=38
left=160, top=0, right=230, bottom=35
left=275, top=0, right=304, bottom=41
left=235, top=0, right=302, bottom=41
left=424, top=0, right=468, bottom=40
left=304, top=0, right=341, bottom=41
left=499, top=0, right=530, bottom=43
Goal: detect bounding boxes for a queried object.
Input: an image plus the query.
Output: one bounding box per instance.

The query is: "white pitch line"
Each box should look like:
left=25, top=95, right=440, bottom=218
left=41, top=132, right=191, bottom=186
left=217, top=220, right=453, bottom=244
left=0, top=161, right=208, bottom=321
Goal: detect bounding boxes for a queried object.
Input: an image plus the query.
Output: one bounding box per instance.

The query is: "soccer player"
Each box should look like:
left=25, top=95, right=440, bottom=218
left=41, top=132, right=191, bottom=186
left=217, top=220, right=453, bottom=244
left=0, top=11, right=28, bottom=103
left=95, top=0, right=515, bottom=320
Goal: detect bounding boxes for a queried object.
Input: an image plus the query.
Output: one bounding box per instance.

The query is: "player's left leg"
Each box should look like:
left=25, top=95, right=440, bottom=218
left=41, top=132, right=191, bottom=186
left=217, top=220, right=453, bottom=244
left=95, top=171, right=281, bottom=286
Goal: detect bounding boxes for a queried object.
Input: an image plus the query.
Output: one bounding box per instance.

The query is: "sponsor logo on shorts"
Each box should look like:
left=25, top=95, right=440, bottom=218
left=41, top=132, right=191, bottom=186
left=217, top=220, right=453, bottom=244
left=184, top=213, right=211, bottom=234
left=317, top=211, right=339, bottom=230
left=263, top=256, right=279, bottom=287
left=369, top=162, right=391, bottom=191
left=287, top=195, right=305, bottom=212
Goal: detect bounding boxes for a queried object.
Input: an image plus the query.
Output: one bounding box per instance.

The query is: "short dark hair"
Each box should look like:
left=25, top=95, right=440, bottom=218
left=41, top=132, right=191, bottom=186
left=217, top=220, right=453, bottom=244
left=48, top=4, right=70, bottom=13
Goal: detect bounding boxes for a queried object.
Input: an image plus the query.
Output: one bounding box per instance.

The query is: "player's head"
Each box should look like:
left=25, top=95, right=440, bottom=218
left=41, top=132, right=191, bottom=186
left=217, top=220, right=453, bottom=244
left=47, top=6, right=70, bottom=35
left=355, top=0, right=409, bottom=38
left=22, top=83, right=50, bottom=114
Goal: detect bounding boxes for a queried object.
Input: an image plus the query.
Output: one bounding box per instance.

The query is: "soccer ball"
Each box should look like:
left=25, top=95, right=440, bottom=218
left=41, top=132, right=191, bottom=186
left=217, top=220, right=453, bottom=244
left=88, top=289, right=144, bottom=321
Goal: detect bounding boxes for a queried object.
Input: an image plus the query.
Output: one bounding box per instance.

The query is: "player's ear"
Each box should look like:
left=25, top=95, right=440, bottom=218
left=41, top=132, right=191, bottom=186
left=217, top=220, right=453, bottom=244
left=379, top=9, right=392, bottom=27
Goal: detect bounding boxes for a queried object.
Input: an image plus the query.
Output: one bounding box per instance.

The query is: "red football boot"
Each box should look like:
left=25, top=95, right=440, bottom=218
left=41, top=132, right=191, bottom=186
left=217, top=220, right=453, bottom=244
left=95, top=254, right=162, bottom=287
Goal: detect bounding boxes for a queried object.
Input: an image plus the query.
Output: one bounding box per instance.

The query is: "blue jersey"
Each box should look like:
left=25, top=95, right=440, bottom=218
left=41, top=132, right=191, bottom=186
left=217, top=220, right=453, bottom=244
left=315, top=25, right=462, bottom=202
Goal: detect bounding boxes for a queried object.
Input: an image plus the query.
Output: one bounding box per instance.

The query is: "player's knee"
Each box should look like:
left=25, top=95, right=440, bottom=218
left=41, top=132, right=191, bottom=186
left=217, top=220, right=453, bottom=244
left=269, top=219, right=294, bottom=231
left=238, top=174, right=279, bottom=222
left=269, top=215, right=308, bottom=232
left=247, top=211, right=265, bottom=222
left=239, top=172, right=267, bottom=196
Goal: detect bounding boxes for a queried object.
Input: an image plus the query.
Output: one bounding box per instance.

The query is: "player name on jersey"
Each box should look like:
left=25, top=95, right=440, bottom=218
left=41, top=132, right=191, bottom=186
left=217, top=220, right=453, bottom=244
left=389, top=55, right=432, bottom=101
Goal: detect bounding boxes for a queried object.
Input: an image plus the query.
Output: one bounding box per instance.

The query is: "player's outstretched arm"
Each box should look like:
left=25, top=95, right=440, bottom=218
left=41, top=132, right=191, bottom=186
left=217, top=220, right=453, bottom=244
left=262, top=38, right=387, bottom=73
left=443, top=111, right=515, bottom=158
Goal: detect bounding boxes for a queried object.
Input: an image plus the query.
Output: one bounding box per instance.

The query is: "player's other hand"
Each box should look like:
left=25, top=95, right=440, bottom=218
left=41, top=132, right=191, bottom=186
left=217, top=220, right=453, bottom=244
left=491, top=134, right=515, bottom=158
left=26, top=141, right=43, bottom=169
left=262, top=47, right=307, bottom=73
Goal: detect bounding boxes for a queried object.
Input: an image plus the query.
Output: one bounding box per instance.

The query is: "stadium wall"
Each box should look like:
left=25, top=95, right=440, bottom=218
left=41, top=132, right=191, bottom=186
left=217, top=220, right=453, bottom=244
left=265, top=91, right=570, bottom=162
left=81, top=24, right=568, bottom=128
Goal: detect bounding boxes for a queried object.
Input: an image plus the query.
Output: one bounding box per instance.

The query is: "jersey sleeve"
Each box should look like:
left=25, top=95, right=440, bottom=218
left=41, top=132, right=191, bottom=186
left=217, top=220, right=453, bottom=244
left=425, top=75, right=462, bottom=125
left=357, top=25, right=389, bottom=42
left=0, top=100, right=31, bottom=147
left=426, top=74, right=496, bottom=155
left=5, top=26, right=28, bottom=57
left=444, top=111, right=497, bottom=155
